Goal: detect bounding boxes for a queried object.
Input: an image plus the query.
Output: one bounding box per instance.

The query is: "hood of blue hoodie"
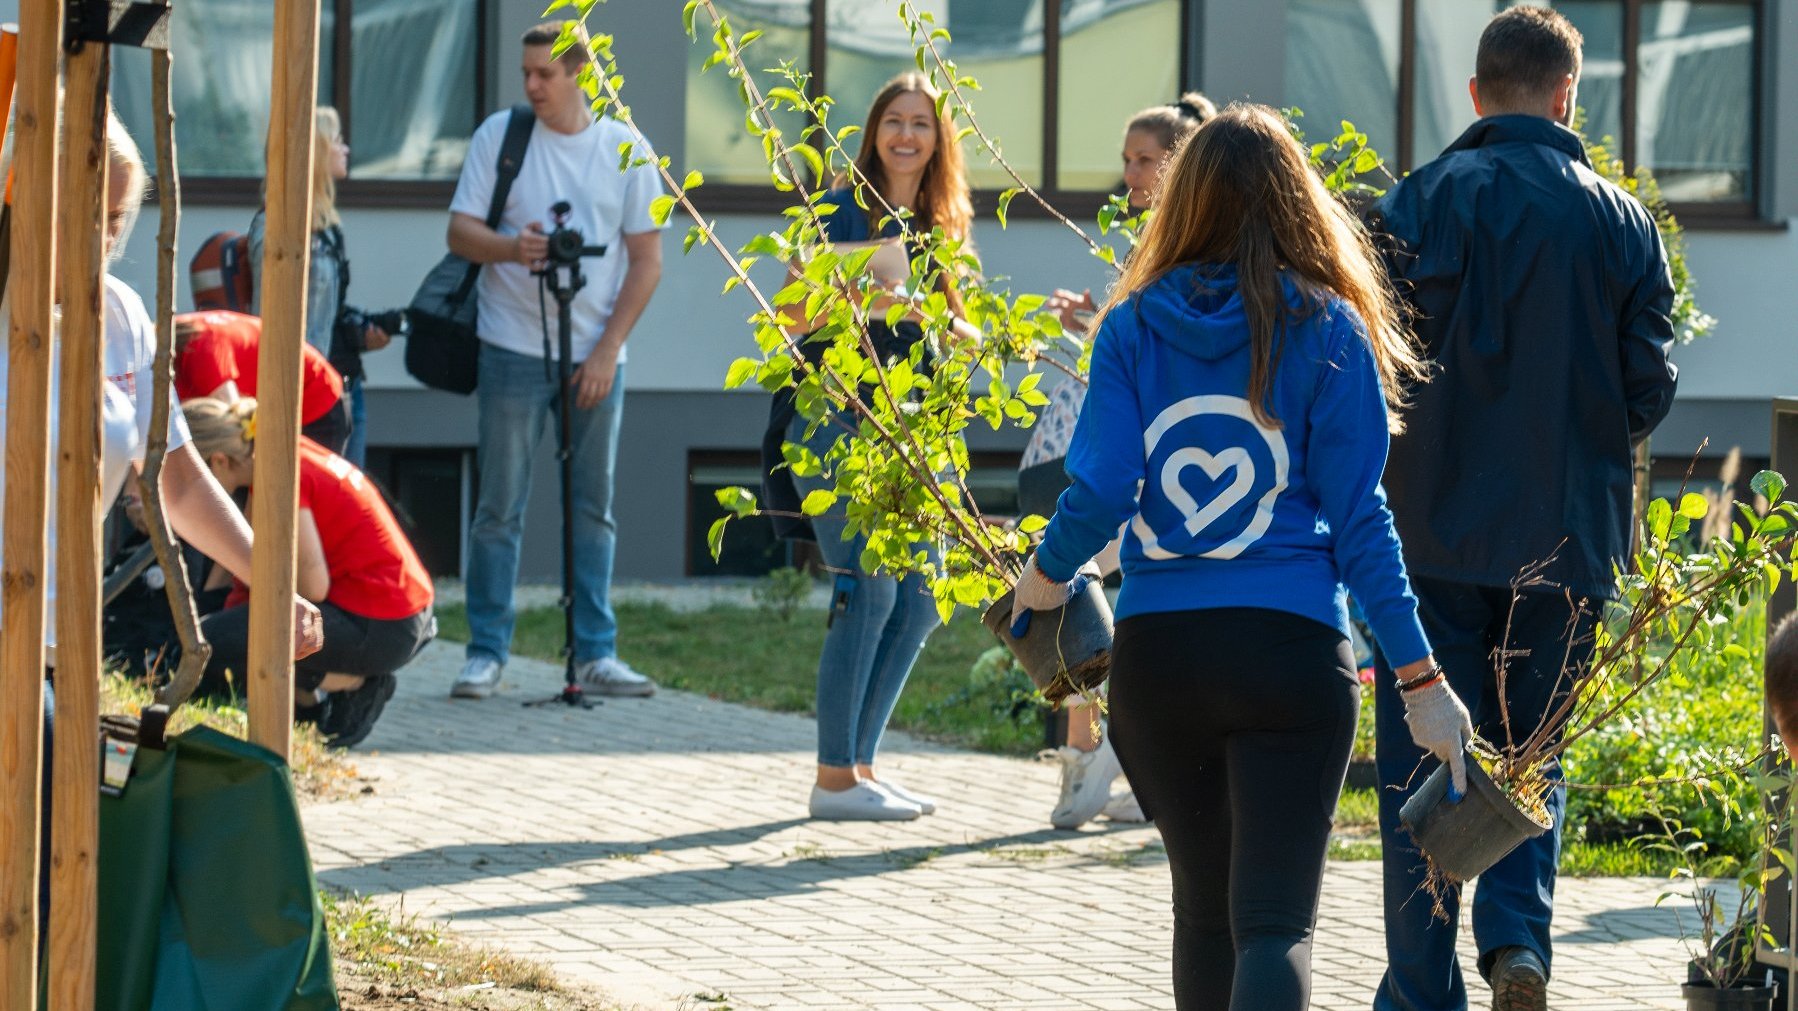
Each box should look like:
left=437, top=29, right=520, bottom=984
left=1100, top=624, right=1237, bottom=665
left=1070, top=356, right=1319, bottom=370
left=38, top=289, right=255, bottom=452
left=1131, top=263, right=1310, bottom=364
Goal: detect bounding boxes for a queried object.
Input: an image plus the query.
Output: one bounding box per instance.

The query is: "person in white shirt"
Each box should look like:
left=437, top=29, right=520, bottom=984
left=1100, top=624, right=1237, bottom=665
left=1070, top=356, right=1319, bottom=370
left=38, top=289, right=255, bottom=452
left=0, top=107, right=323, bottom=661
left=445, top=21, right=665, bottom=701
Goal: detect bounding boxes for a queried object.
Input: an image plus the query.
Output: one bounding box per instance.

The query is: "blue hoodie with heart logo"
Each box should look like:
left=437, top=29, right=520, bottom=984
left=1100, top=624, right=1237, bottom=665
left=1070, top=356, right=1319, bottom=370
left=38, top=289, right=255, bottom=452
left=1035, top=263, right=1431, bottom=666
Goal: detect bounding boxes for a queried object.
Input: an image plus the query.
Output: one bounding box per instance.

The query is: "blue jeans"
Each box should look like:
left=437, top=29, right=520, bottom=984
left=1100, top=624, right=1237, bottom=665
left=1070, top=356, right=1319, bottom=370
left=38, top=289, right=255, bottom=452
left=344, top=377, right=368, bottom=469
left=789, top=415, right=941, bottom=768
left=466, top=343, right=624, bottom=665
left=1373, top=577, right=1595, bottom=1011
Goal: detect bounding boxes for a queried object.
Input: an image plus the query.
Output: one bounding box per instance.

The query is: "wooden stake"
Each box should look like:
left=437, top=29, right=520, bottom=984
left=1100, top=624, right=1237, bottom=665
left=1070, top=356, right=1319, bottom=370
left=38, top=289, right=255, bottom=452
left=48, top=35, right=106, bottom=1011
left=142, top=45, right=212, bottom=714
left=248, top=0, right=320, bottom=759
left=0, top=0, right=60, bottom=999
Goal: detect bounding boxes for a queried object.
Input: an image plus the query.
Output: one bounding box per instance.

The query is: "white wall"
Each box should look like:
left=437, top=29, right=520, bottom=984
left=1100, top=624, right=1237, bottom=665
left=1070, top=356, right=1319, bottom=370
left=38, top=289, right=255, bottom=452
left=111, top=202, right=1123, bottom=396
left=1665, top=222, right=1798, bottom=401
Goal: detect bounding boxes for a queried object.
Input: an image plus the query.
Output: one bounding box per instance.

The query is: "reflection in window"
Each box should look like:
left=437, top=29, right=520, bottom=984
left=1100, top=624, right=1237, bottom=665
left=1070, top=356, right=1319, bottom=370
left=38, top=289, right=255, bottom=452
left=1638, top=2, right=1753, bottom=202
left=111, top=0, right=476, bottom=181
left=1057, top=0, right=1181, bottom=192
left=112, top=0, right=288, bottom=177
left=1285, top=0, right=1401, bottom=160
left=348, top=0, right=478, bottom=180
left=684, top=0, right=811, bottom=186
left=1410, top=0, right=1621, bottom=163
left=825, top=0, right=1044, bottom=189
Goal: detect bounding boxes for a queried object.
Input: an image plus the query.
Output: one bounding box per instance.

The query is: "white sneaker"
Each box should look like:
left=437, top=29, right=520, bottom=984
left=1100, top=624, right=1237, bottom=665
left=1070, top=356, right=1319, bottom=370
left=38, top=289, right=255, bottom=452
left=451, top=655, right=503, bottom=699
left=1047, top=737, right=1122, bottom=829
left=877, top=780, right=937, bottom=815
left=576, top=656, right=657, bottom=697
left=1102, top=788, right=1147, bottom=823
left=809, top=782, right=922, bottom=821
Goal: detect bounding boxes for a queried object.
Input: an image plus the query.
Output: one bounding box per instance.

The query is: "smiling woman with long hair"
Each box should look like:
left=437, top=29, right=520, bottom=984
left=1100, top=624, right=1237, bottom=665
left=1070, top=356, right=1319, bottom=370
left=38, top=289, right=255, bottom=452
left=761, top=72, right=976, bottom=822
left=1009, top=104, right=1472, bottom=1010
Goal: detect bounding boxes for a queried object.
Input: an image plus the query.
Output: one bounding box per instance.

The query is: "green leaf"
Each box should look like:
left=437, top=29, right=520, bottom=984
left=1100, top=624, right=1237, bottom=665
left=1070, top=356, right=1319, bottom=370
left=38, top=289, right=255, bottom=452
left=682, top=0, right=700, bottom=38
left=1018, top=514, right=1049, bottom=534
left=683, top=223, right=706, bottom=255
left=724, top=357, right=760, bottom=389
left=1753, top=470, right=1787, bottom=503
left=715, top=486, right=758, bottom=517
left=707, top=516, right=730, bottom=560
left=682, top=169, right=705, bottom=192
left=649, top=194, right=677, bottom=226
left=996, top=188, right=1018, bottom=229
left=1678, top=493, right=1709, bottom=519
left=1647, top=497, right=1673, bottom=542
left=801, top=489, right=838, bottom=516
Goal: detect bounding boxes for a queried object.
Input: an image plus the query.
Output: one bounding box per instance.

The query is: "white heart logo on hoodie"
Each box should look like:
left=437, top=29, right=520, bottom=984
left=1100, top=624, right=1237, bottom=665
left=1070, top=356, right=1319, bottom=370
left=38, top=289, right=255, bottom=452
left=1161, top=446, right=1255, bottom=539
left=1130, top=395, right=1289, bottom=561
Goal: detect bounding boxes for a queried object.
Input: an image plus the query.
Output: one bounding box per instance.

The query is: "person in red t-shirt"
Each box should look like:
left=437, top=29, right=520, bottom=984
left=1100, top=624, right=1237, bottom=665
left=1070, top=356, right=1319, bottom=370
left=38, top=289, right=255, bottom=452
left=182, top=396, right=435, bottom=748
left=174, top=310, right=352, bottom=456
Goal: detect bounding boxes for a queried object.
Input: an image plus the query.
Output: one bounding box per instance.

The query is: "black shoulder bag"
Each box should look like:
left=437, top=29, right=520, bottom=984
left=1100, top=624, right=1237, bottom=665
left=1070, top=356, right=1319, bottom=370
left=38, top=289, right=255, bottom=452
left=404, top=104, right=535, bottom=395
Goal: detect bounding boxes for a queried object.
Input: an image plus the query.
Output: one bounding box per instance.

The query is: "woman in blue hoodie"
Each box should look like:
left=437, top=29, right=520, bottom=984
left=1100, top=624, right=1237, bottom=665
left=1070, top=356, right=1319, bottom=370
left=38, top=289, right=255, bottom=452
left=1011, top=104, right=1475, bottom=1010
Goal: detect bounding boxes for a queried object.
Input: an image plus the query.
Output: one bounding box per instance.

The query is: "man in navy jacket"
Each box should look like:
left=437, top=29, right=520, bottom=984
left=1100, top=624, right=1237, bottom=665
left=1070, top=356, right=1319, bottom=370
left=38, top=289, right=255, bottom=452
left=1368, top=8, right=1678, bottom=1010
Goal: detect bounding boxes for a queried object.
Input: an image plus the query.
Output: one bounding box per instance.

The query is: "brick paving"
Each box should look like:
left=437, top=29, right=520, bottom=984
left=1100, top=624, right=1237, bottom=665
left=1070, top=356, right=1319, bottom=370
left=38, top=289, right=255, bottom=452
left=305, top=638, right=1690, bottom=1010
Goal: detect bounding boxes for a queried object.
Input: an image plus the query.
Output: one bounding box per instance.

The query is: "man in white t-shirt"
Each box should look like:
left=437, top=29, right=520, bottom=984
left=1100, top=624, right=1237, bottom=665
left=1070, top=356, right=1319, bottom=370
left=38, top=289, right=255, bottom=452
left=446, top=21, right=666, bottom=701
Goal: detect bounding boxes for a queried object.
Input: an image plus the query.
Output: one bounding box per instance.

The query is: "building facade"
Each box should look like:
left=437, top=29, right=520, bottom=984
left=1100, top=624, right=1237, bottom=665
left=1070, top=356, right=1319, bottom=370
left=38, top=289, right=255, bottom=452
left=29, top=0, right=1794, bottom=581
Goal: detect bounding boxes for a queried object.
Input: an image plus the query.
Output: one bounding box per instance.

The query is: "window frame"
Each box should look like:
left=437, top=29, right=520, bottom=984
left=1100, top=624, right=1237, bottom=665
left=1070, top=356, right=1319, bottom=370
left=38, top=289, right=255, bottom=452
left=694, top=0, right=1193, bottom=219
left=181, top=0, right=490, bottom=207
left=1393, top=0, right=1766, bottom=227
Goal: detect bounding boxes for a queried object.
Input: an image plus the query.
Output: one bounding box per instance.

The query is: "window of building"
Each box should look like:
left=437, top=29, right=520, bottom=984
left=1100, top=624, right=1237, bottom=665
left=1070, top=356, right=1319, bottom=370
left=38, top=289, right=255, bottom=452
left=109, top=0, right=485, bottom=202
left=690, top=0, right=1189, bottom=203
left=1314, top=0, right=1760, bottom=217
left=1285, top=0, right=1404, bottom=162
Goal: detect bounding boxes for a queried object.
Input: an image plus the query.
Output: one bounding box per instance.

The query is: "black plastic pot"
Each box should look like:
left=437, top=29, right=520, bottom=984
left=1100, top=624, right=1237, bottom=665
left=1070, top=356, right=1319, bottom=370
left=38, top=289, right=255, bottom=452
left=1397, top=756, right=1551, bottom=880
left=1681, top=982, right=1777, bottom=1010
left=982, top=579, right=1113, bottom=704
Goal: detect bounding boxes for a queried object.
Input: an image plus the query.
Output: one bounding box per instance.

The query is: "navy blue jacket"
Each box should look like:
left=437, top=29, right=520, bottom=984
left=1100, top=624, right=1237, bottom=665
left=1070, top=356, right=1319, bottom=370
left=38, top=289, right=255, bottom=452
left=1370, top=116, right=1679, bottom=600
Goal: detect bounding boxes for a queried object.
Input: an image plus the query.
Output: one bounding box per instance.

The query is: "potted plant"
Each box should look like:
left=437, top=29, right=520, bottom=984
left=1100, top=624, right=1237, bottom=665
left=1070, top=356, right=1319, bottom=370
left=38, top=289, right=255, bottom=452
left=1401, top=471, right=1798, bottom=885
left=1651, top=762, right=1793, bottom=1010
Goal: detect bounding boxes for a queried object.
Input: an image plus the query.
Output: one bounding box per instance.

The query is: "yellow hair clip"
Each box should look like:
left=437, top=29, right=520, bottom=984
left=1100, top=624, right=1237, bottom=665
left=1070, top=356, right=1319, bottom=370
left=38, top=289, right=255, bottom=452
left=242, top=409, right=257, bottom=444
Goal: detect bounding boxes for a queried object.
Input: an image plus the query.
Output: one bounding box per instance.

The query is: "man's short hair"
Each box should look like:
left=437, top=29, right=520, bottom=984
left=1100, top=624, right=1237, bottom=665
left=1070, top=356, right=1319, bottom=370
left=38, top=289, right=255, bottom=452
left=1476, top=6, right=1583, bottom=111
left=522, top=20, right=592, bottom=70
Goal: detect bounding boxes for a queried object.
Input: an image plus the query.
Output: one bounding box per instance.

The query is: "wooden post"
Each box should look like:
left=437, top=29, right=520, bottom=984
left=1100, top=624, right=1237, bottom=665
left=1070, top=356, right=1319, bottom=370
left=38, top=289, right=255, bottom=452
left=0, top=1, right=60, bottom=993
left=248, top=0, right=320, bottom=759
left=48, top=34, right=107, bottom=1011
left=0, top=0, right=60, bottom=999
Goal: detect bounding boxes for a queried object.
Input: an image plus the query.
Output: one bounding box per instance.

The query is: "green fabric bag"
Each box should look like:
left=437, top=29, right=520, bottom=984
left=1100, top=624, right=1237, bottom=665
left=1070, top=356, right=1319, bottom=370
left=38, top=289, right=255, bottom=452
left=97, top=726, right=337, bottom=1011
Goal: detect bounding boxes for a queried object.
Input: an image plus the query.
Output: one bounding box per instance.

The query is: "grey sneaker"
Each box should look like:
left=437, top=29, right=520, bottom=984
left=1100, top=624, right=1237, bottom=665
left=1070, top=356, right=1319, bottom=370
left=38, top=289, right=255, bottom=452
left=576, top=656, right=657, bottom=697
left=1046, top=737, right=1122, bottom=829
left=451, top=655, right=503, bottom=699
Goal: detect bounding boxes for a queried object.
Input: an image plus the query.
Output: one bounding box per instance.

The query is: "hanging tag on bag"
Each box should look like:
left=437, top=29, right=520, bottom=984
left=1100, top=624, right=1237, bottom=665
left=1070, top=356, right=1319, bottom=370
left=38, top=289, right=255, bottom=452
left=101, top=737, right=138, bottom=798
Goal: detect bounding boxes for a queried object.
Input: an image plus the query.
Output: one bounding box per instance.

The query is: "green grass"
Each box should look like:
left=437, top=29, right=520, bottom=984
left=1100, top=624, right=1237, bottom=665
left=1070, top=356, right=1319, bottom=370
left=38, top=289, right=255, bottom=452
left=435, top=599, right=1049, bottom=756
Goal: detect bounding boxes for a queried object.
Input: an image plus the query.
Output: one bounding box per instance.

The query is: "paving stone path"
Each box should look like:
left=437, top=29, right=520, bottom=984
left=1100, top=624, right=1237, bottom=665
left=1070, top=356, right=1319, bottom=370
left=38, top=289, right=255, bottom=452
left=305, top=639, right=1691, bottom=1010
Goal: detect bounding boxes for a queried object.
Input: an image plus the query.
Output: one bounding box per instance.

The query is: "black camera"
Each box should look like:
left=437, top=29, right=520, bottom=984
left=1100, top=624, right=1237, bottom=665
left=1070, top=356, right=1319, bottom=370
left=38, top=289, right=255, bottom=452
left=331, top=306, right=407, bottom=378
left=543, top=200, right=606, bottom=268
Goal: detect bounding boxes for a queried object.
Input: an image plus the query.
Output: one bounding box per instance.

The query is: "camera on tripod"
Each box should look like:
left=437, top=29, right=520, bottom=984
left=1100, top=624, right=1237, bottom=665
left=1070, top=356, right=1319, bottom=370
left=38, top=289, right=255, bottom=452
left=541, top=200, right=607, bottom=269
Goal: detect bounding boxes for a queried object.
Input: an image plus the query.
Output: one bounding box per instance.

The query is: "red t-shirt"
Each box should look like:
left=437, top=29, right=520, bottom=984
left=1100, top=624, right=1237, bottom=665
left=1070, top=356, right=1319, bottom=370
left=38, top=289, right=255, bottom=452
left=174, top=310, right=343, bottom=425
left=296, top=437, right=433, bottom=620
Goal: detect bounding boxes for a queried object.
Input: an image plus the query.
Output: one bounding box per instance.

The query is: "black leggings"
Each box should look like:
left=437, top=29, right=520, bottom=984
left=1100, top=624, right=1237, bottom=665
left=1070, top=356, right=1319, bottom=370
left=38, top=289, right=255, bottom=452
left=198, top=601, right=433, bottom=699
left=1108, top=607, right=1359, bottom=1011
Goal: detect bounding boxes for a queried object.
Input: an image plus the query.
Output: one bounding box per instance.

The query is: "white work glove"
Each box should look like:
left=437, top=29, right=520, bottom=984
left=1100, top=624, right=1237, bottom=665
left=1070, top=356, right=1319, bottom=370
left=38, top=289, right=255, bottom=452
left=1008, top=554, right=1085, bottom=638
left=1402, top=675, right=1473, bottom=798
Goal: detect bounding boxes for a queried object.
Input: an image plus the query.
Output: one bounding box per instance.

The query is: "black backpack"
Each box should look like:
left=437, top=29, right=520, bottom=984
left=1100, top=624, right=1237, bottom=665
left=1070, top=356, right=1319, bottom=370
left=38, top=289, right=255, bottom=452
left=404, top=105, right=534, bottom=395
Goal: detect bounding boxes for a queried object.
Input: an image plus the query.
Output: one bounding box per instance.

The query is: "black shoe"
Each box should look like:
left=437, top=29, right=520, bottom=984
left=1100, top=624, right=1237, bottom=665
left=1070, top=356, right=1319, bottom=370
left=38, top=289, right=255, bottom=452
left=321, top=674, right=396, bottom=749
left=1489, top=946, right=1548, bottom=1011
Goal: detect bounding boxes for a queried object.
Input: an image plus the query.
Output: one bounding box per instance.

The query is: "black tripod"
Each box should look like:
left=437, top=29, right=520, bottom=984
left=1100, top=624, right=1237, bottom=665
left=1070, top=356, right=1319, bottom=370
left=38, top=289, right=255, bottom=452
left=525, top=201, right=608, bottom=709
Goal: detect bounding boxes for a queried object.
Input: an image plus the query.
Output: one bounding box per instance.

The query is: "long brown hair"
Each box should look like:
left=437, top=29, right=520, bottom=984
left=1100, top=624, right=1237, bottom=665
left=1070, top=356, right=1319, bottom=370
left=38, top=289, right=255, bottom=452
left=845, top=72, right=973, bottom=243
left=1092, top=103, right=1425, bottom=432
